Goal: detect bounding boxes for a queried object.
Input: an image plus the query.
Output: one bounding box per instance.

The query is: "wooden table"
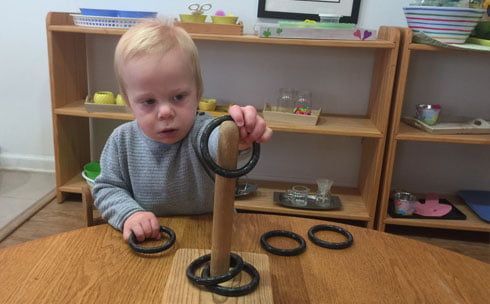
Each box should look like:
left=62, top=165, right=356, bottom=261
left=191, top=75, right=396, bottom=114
left=0, top=214, right=488, bottom=303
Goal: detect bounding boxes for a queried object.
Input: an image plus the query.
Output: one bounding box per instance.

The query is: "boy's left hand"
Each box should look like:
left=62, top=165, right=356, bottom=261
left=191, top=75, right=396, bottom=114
left=228, top=105, right=273, bottom=150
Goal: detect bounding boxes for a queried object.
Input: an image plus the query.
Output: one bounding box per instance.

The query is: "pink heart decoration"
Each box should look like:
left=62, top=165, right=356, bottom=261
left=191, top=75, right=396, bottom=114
left=362, top=30, right=372, bottom=40
left=353, top=29, right=361, bottom=40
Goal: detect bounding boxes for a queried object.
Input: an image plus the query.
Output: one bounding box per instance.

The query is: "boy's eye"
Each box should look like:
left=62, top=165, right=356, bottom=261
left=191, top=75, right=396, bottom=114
left=142, top=98, right=156, bottom=105
left=172, top=94, right=186, bottom=102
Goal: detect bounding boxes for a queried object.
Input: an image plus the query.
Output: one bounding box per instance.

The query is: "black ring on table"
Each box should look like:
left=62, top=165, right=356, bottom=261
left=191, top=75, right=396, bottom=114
left=128, top=225, right=176, bottom=254
left=201, top=261, right=260, bottom=297
left=200, top=115, right=260, bottom=178
left=308, top=224, right=354, bottom=250
left=260, top=230, right=307, bottom=256
left=186, top=253, right=244, bottom=286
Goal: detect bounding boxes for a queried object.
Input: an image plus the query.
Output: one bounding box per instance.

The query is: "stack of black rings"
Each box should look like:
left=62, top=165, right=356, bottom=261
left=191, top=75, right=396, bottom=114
left=186, top=115, right=262, bottom=296
left=186, top=253, right=260, bottom=297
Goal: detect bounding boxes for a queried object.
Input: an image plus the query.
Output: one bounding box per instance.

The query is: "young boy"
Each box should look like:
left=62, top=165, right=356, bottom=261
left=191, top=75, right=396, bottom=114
left=93, top=20, right=272, bottom=243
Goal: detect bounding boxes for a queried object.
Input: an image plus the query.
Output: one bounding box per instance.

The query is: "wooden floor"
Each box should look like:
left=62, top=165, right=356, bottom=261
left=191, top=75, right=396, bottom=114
left=0, top=196, right=488, bottom=264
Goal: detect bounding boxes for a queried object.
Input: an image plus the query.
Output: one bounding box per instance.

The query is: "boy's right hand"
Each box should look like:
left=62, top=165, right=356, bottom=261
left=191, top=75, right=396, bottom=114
left=123, top=211, right=161, bottom=242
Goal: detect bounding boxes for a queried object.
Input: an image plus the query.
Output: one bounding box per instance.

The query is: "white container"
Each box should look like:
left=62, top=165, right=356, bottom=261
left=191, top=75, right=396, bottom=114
left=319, top=14, right=341, bottom=23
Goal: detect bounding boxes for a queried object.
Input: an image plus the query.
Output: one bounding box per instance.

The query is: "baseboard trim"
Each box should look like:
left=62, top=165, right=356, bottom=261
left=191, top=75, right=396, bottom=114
left=0, top=189, right=56, bottom=242
left=0, top=153, right=54, bottom=173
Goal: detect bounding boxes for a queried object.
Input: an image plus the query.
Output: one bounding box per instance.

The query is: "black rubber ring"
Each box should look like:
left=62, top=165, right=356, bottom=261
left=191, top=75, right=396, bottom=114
left=201, top=261, right=260, bottom=297
left=260, top=230, right=307, bottom=256
left=186, top=253, right=244, bottom=286
left=200, top=115, right=260, bottom=178
left=308, top=224, right=354, bottom=250
left=128, top=225, right=176, bottom=254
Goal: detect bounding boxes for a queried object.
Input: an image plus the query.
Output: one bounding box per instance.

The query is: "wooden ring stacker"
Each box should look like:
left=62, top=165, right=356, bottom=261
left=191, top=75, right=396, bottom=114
left=181, top=115, right=264, bottom=298
left=128, top=225, right=176, bottom=254
left=308, top=224, right=354, bottom=249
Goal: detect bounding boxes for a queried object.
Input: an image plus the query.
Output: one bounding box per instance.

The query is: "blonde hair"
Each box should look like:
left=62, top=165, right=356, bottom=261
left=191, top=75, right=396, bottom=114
left=114, top=19, right=203, bottom=103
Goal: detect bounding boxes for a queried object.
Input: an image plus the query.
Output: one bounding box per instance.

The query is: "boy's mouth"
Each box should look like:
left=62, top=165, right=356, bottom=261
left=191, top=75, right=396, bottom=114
left=158, top=128, right=178, bottom=135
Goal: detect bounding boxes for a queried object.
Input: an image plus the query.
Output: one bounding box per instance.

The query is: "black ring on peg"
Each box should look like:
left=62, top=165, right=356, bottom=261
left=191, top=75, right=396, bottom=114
left=308, top=224, right=354, bottom=250
left=128, top=225, right=176, bottom=254
left=260, top=230, right=307, bottom=256
left=186, top=253, right=244, bottom=286
left=201, top=261, right=260, bottom=297
left=200, top=115, right=260, bottom=178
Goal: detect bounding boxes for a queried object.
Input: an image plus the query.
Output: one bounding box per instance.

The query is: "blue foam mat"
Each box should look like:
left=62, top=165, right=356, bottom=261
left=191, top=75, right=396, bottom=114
left=458, top=190, right=490, bottom=223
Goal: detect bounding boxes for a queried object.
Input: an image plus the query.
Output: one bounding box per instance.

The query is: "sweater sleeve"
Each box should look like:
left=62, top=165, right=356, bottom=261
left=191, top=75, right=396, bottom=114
left=93, top=131, right=145, bottom=231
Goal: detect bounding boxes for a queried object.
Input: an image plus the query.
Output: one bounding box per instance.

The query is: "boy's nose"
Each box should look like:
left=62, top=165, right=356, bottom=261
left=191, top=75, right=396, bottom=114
left=157, top=103, right=174, bottom=120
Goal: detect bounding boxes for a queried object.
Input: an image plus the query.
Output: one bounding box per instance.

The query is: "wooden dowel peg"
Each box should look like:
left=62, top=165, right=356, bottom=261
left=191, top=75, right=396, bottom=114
left=210, top=120, right=240, bottom=277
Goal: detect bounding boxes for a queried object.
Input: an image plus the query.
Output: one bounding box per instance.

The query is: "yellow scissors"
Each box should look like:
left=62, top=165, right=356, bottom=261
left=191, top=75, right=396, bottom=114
left=188, top=3, right=212, bottom=15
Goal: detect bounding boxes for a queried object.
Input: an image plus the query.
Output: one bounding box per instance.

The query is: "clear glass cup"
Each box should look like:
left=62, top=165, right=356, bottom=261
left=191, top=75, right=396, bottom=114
left=294, top=90, right=312, bottom=115
left=315, top=179, right=333, bottom=207
left=287, top=185, right=310, bottom=207
left=277, top=88, right=296, bottom=113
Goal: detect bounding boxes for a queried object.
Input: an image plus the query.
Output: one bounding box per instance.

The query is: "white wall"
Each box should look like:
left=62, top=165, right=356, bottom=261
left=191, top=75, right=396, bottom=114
left=0, top=0, right=410, bottom=171
left=3, top=1, right=488, bottom=193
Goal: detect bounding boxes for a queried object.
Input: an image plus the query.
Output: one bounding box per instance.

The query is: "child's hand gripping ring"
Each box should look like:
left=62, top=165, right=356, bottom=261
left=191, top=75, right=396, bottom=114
left=200, top=115, right=260, bottom=178
left=128, top=225, right=176, bottom=254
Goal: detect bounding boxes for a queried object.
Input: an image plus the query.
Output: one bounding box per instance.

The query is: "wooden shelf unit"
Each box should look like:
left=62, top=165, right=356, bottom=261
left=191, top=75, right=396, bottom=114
left=47, top=12, right=400, bottom=228
left=377, top=28, right=490, bottom=232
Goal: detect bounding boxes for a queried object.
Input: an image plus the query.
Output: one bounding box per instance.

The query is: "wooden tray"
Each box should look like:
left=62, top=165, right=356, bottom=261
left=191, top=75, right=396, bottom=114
left=403, top=116, right=490, bottom=134
left=84, top=95, right=130, bottom=113
left=263, top=104, right=321, bottom=126
left=175, top=21, right=243, bottom=35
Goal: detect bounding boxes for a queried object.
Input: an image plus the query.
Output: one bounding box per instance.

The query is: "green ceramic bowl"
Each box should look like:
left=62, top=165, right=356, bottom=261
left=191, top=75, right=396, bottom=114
left=83, top=162, right=101, bottom=180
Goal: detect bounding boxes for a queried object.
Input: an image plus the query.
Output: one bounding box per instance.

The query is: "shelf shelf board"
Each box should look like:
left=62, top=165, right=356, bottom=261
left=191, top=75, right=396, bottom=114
left=59, top=174, right=85, bottom=193
left=396, top=122, right=490, bottom=145
left=384, top=195, right=490, bottom=232
left=59, top=176, right=370, bottom=222
left=54, top=100, right=382, bottom=138
left=235, top=181, right=369, bottom=222
left=270, top=115, right=382, bottom=138
left=54, top=101, right=134, bottom=120
left=48, top=25, right=395, bottom=49
left=409, top=43, right=490, bottom=54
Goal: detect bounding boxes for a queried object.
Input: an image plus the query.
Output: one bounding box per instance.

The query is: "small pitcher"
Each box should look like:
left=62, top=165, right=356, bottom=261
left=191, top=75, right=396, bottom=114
left=316, top=179, right=333, bottom=207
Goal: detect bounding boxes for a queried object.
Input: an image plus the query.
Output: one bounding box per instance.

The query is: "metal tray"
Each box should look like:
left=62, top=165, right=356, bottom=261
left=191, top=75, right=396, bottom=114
left=235, top=183, right=258, bottom=197
left=273, top=192, right=342, bottom=210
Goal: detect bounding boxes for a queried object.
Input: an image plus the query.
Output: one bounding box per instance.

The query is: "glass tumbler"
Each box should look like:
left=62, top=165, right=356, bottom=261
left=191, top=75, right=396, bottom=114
left=294, top=90, right=312, bottom=115
left=287, top=185, right=310, bottom=207
left=277, top=88, right=295, bottom=113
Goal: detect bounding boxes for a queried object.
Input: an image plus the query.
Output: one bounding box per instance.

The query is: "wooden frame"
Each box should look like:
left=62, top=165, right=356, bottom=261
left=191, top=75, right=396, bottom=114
left=47, top=12, right=399, bottom=229
left=257, top=0, right=361, bottom=24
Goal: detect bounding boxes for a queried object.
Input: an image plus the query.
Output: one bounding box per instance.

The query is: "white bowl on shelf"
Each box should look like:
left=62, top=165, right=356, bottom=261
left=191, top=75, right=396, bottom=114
left=403, top=6, right=485, bottom=44
left=81, top=171, right=95, bottom=188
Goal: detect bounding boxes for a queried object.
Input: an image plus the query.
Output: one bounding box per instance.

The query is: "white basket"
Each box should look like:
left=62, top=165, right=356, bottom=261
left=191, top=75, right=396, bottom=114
left=71, top=14, right=151, bottom=29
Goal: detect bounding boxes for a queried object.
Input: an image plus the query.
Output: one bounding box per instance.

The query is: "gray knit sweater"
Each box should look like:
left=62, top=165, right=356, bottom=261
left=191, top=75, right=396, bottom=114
left=93, top=113, right=219, bottom=231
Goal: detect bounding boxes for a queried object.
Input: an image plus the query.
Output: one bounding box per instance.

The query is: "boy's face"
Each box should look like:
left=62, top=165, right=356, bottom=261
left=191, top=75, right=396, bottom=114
left=121, top=49, right=198, bottom=144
